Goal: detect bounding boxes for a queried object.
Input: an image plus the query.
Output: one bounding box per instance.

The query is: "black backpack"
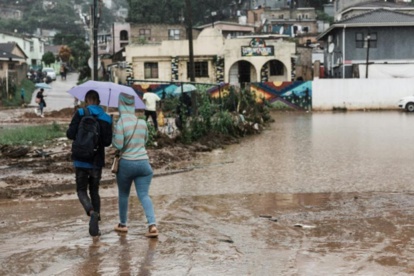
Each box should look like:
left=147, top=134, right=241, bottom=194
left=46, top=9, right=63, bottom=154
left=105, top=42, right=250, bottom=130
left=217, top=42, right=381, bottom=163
left=71, top=107, right=100, bottom=162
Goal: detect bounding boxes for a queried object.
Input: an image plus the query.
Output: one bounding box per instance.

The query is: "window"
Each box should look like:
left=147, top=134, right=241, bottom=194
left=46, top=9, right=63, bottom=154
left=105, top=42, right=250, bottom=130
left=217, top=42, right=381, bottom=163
left=8, top=63, right=15, bottom=70
left=30, top=42, right=34, bottom=52
left=168, top=29, right=180, bottom=40
left=120, top=30, right=129, bottom=41
left=139, top=29, right=151, bottom=40
left=356, top=32, right=377, bottom=48
left=144, top=62, right=158, bottom=79
left=368, top=33, right=377, bottom=48
left=269, top=60, right=284, bottom=76
left=356, top=32, right=364, bottom=48
left=279, top=14, right=284, bottom=19
left=187, top=61, right=208, bottom=78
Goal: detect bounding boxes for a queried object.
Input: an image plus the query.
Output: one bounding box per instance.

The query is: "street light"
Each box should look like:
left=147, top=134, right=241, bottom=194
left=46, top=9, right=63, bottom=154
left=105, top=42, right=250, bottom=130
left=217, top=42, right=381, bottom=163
left=211, top=11, right=217, bottom=28
left=365, top=34, right=370, bottom=79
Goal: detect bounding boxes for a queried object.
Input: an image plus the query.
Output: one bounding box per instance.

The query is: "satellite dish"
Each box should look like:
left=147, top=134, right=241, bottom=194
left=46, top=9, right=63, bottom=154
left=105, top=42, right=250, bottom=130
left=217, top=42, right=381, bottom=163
left=88, top=57, right=102, bottom=69
left=328, top=43, right=335, bottom=54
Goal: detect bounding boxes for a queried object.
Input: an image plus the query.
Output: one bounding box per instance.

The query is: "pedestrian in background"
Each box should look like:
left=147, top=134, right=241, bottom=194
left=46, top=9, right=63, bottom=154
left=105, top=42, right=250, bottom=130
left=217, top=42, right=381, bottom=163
left=112, top=92, right=158, bottom=238
left=35, top=88, right=46, bottom=117
left=20, top=88, right=25, bottom=106
left=142, top=87, right=161, bottom=131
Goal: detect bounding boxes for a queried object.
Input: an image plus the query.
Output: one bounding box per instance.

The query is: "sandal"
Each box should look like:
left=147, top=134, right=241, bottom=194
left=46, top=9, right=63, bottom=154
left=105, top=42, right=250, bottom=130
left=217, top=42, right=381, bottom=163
left=114, top=223, right=128, bottom=232
left=145, top=224, right=159, bottom=238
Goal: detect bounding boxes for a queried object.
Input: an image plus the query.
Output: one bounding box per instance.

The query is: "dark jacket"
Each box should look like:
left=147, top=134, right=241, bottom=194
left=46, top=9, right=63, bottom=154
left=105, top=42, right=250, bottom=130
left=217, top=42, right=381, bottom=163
left=36, top=91, right=46, bottom=106
left=66, top=105, right=112, bottom=168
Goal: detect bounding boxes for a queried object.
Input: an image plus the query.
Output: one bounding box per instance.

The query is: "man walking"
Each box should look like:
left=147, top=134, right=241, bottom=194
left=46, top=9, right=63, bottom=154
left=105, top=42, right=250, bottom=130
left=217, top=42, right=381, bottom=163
left=66, top=90, right=112, bottom=237
left=143, top=87, right=161, bottom=131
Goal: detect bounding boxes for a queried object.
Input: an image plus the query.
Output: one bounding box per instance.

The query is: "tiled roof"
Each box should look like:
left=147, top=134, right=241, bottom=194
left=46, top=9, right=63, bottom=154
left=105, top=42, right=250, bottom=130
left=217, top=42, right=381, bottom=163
left=338, top=9, right=414, bottom=24
left=0, top=42, right=15, bottom=53
left=0, top=42, right=27, bottom=60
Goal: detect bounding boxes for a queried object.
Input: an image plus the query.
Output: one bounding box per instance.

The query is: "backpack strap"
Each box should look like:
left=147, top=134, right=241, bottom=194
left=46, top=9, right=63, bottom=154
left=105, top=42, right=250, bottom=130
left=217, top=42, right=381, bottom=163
left=83, top=107, right=90, bottom=116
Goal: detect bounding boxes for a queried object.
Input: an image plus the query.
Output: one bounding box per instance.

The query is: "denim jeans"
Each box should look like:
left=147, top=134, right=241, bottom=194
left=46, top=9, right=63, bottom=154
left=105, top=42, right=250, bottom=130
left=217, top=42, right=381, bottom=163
left=75, top=167, right=102, bottom=216
left=116, top=159, right=156, bottom=226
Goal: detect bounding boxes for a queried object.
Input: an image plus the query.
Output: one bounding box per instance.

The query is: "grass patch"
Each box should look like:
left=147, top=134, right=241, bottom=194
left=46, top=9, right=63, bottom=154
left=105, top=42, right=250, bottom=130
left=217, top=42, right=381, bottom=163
left=1, top=79, right=35, bottom=107
left=0, top=122, right=66, bottom=146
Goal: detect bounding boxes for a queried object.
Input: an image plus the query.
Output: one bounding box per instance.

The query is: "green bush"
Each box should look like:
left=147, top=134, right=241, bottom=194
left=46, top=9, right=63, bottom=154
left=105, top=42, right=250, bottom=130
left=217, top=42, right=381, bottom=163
left=1, top=79, right=35, bottom=107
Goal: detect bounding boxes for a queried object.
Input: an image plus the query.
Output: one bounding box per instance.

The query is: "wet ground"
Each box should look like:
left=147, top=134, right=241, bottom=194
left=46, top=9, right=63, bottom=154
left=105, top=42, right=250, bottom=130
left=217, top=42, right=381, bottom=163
left=2, top=111, right=414, bottom=275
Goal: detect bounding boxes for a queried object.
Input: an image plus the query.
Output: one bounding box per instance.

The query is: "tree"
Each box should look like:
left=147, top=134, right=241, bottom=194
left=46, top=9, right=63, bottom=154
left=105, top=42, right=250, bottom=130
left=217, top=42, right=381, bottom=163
left=59, top=46, right=71, bottom=63
left=42, top=51, right=55, bottom=67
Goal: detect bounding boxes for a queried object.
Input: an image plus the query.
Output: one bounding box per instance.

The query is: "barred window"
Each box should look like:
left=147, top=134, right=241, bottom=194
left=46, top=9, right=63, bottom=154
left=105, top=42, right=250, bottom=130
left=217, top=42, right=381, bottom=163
left=187, top=61, right=208, bottom=78
left=144, top=62, right=158, bottom=79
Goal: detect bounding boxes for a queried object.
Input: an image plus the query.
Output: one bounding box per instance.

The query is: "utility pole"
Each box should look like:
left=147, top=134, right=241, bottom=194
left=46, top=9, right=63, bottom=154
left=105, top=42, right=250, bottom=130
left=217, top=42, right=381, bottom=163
left=185, top=0, right=195, bottom=82
left=91, top=0, right=100, bottom=80
left=185, top=0, right=196, bottom=116
left=365, top=35, right=370, bottom=79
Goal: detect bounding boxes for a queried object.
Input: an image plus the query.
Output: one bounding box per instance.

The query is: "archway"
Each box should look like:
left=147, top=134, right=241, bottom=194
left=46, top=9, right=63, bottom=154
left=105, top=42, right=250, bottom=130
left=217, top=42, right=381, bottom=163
left=228, top=60, right=257, bottom=87
left=261, top=59, right=288, bottom=82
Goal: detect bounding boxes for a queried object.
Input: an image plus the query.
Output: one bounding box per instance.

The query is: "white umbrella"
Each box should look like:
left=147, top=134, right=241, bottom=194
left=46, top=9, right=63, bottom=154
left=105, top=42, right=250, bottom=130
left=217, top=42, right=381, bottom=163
left=67, top=80, right=145, bottom=109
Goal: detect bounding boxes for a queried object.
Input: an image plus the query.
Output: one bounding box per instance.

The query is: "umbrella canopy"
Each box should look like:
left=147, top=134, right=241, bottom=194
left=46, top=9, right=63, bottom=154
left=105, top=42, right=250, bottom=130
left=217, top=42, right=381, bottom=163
left=67, top=80, right=145, bottom=109
left=35, top=82, right=51, bottom=89
left=173, top=84, right=197, bottom=95
left=155, top=84, right=178, bottom=97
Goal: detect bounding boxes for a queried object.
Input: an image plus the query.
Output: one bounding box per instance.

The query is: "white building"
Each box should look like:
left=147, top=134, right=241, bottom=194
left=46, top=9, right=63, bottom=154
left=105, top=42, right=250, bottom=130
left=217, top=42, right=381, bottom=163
left=125, top=28, right=296, bottom=84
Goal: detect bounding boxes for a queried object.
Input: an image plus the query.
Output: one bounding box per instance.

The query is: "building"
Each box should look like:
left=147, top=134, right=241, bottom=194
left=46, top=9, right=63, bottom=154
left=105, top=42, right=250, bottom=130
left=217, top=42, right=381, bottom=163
left=0, top=32, right=45, bottom=70
left=125, top=28, right=296, bottom=85
left=0, top=42, right=28, bottom=83
left=317, top=8, right=414, bottom=78
left=195, top=21, right=255, bottom=39
left=333, top=0, right=412, bottom=21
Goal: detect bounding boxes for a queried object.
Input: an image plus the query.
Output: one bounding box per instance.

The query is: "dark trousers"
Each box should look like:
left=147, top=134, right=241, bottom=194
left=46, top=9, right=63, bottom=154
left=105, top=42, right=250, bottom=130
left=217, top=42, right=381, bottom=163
left=75, top=167, right=102, bottom=216
left=145, top=110, right=158, bottom=130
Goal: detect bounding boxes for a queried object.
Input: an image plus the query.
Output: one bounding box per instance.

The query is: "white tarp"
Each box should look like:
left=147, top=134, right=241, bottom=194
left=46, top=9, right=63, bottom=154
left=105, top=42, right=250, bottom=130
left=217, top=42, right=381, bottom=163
left=359, top=64, right=414, bottom=79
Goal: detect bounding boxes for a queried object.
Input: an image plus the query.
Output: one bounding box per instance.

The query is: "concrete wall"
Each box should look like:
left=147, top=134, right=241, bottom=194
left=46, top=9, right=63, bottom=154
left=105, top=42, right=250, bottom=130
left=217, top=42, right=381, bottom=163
left=313, top=79, right=413, bottom=110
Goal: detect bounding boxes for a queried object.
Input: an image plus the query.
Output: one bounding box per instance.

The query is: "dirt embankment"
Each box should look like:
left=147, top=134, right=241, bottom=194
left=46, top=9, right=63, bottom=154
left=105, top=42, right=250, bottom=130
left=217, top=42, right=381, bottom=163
left=0, top=108, right=242, bottom=199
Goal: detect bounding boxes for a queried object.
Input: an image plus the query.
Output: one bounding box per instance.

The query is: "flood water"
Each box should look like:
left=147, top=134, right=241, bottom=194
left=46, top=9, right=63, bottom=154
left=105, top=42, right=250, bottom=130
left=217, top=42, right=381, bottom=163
left=2, top=111, right=414, bottom=275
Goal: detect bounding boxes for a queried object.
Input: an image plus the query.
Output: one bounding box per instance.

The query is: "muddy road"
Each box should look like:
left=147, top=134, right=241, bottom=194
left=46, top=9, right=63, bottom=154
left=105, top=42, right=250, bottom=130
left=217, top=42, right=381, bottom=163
left=1, top=111, right=414, bottom=275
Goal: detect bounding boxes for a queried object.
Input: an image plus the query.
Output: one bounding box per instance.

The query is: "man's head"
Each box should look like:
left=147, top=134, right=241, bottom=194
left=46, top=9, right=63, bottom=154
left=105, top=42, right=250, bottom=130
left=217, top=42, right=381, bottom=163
left=40, top=88, right=44, bottom=93
left=147, top=87, right=152, bottom=92
left=85, top=90, right=100, bottom=105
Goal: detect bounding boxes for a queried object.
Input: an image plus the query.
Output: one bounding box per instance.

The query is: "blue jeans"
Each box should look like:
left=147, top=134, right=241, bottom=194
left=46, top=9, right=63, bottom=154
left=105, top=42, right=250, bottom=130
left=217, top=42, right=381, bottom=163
left=116, top=159, right=156, bottom=226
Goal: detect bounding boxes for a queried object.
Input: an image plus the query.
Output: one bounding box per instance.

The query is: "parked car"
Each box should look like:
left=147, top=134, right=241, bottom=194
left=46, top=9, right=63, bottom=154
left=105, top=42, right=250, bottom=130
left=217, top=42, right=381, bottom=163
left=42, top=67, right=56, bottom=81
left=398, top=96, right=414, bottom=112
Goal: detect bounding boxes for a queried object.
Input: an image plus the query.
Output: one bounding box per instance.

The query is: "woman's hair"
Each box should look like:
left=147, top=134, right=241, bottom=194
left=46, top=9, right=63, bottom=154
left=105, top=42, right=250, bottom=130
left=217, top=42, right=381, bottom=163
left=85, top=90, right=100, bottom=105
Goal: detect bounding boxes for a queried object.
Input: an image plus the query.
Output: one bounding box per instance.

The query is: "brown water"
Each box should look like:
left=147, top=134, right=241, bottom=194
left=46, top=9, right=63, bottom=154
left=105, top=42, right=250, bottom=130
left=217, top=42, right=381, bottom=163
left=2, top=111, right=414, bottom=275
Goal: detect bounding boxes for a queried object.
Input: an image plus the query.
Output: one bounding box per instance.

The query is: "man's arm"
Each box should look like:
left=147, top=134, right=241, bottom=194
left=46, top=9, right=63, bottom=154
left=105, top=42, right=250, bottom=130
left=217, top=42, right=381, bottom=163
left=100, top=120, right=113, bottom=147
left=66, top=112, right=81, bottom=140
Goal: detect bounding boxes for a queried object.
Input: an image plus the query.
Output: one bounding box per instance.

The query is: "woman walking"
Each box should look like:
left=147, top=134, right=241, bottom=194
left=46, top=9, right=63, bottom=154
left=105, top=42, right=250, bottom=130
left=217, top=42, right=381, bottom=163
left=112, top=93, right=158, bottom=238
left=35, top=88, right=46, bottom=117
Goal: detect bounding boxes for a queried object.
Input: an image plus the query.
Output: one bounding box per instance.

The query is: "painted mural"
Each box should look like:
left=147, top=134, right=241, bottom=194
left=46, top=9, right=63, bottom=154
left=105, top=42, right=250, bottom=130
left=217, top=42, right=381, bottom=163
left=251, top=81, right=312, bottom=110
left=207, top=82, right=312, bottom=111
left=131, top=83, right=180, bottom=98
left=129, top=81, right=312, bottom=111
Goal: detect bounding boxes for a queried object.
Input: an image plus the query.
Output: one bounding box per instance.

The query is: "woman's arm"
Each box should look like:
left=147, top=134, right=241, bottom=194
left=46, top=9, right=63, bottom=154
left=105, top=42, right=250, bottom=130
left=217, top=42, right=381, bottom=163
left=112, top=117, right=124, bottom=151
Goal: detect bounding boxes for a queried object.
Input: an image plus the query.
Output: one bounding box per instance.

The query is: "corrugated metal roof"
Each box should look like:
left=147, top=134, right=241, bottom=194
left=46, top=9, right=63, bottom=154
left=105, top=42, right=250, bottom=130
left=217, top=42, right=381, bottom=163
left=351, top=1, right=409, bottom=9
left=338, top=9, right=414, bottom=24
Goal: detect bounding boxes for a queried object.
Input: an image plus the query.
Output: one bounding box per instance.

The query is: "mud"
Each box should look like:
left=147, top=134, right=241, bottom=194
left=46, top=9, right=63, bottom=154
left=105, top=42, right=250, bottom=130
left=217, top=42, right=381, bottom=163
left=1, top=110, right=414, bottom=275
left=0, top=107, right=232, bottom=200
